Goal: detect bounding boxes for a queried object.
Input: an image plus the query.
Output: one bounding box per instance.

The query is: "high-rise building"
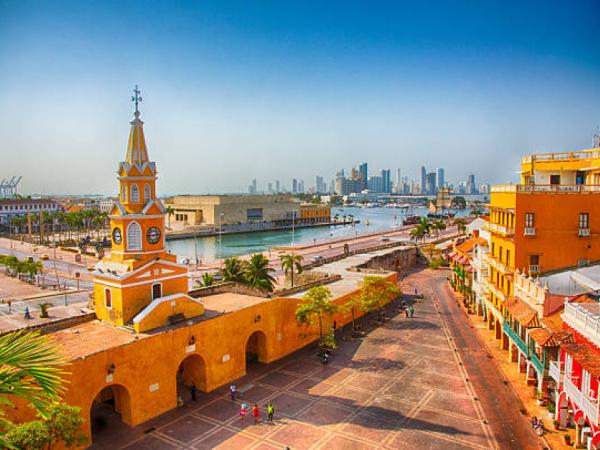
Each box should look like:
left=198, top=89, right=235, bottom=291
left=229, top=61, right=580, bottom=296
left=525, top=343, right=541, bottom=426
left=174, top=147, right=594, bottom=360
left=292, top=178, right=298, bottom=194
left=248, top=179, right=257, bottom=194
left=395, top=169, right=402, bottom=193
left=467, top=174, right=477, bottom=194
left=275, top=180, right=280, bottom=193
left=358, top=163, right=368, bottom=189
left=421, top=166, right=427, bottom=194
left=298, top=180, right=305, bottom=194
left=426, top=172, right=437, bottom=195
left=381, top=169, right=392, bottom=193
left=267, top=182, right=273, bottom=193
left=315, top=176, right=326, bottom=193
left=437, top=168, right=445, bottom=190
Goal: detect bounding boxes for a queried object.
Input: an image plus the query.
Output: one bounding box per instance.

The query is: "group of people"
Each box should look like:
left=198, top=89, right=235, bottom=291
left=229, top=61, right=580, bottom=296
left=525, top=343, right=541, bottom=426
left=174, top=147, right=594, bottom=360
left=239, top=402, right=275, bottom=424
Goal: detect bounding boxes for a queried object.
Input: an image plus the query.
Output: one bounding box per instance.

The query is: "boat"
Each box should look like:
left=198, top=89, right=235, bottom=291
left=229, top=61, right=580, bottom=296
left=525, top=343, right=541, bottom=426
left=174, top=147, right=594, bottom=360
left=403, top=215, right=421, bottom=225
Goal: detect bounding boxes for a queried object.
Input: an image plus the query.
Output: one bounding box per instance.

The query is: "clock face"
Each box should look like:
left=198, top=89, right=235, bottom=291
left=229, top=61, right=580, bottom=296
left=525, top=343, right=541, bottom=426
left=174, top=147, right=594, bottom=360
left=146, top=226, right=161, bottom=244
left=112, top=227, right=122, bottom=245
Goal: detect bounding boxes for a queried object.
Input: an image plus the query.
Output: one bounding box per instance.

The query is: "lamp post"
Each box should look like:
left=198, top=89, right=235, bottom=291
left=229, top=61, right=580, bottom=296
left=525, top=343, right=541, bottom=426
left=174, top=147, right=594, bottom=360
left=218, top=213, right=224, bottom=261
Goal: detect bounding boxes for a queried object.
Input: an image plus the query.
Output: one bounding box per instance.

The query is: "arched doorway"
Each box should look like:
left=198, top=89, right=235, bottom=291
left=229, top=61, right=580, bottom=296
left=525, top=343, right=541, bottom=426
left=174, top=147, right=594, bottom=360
left=177, top=354, right=207, bottom=403
left=245, top=330, right=267, bottom=370
left=90, top=385, right=132, bottom=446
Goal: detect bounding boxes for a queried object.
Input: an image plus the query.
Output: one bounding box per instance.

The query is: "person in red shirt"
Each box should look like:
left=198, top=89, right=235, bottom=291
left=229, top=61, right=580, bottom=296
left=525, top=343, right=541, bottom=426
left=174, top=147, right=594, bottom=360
left=252, top=404, right=260, bottom=423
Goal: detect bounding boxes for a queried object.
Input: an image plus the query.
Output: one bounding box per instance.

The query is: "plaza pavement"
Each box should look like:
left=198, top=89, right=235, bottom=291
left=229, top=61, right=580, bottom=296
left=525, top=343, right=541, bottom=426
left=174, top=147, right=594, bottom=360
left=92, top=290, right=498, bottom=449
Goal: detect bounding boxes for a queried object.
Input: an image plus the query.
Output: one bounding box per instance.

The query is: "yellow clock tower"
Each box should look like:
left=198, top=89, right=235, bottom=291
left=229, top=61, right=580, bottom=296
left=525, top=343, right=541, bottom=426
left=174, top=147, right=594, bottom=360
left=93, top=87, right=203, bottom=330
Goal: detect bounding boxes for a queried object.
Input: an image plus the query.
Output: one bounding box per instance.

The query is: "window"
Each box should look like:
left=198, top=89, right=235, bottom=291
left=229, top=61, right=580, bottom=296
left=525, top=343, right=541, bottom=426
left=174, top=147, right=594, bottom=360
left=506, top=249, right=510, bottom=265
left=121, top=184, right=127, bottom=202
left=144, top=184, right=151, bottom=202
left=530, top=255, right=540, bottom=265
left=151, top=283, right=162, bottom=300
left=525, top=213, right=535, bottom=228
left=126, top=221, right=142, bottom=251
left=130, top=184, right=140, bottom=203
left=579, top=213, right=589, bottom=229
left=104, top=288, right=112, bottom=308
left=550, top=174, right=560, bottom=185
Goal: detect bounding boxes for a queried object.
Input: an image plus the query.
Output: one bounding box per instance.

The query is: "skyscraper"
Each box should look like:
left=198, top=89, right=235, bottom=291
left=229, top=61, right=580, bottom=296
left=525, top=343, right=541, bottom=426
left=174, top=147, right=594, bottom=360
left=292, top=178, right=298, bottom=194
left=421, top=166, right=427, bottom=194
left=437, top=168, right=445, bottom=190
left=426, top=172, right=437, bottom=195
left=358, top=162, right=368, bottom=190
left=381, top=169, right=392, bottom=193
left=275, top=180, right=280, bottom=193
left=395, top=168, right=401, bottom=193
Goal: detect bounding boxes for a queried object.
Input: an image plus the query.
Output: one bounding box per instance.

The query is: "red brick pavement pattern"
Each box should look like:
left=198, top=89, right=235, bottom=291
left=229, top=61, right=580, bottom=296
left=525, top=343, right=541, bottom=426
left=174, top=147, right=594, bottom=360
left=92, top=275, right=503, bottom=450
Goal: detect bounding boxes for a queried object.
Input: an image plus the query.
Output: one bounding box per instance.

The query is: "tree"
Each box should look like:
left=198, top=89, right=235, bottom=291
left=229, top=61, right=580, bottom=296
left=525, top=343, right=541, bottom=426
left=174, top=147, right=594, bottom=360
left=409, top=223, right=429, bottom=243
left=432, top=220, right=446, bottom=236
left=295, top=286, right=338, bottom=347
left=245, top=254, right=276, bottom=292
left=454, top=218, right=468, bottom=233
left=0, top=330, right=66, bottom=427
left=451, top=196, right=467, bottom=209
left=3, top=403, right=86, bottom=449
left=280, top=253, right=303, bottom=288
left=343, top=293, right=365, bottom=332
left=359, top=276, right=401, bottom=323
left=165, top=205, right=175, bottom=230
left=220, top=257, right=246, bottom=284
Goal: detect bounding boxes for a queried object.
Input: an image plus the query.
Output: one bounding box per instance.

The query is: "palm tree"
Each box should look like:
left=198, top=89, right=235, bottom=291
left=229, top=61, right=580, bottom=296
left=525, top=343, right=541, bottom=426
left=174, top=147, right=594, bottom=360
left=165, top=206, right=175, bottom=230
left=245, top=254, right=276, bottom=292
left=201, top=272, right=215, bottom=287
left=410, top=223, right=429, bottom=243
left=454, top=218, right=468, bottom=234
left=220, top=256, right=246, bottom=284
left=280, top=253, right=303, bottom=288
left=0, top=330, right=66, bottom=425
left=418, top=217, right=432, bottom=235
left=432, top=220, right=446, bottom=236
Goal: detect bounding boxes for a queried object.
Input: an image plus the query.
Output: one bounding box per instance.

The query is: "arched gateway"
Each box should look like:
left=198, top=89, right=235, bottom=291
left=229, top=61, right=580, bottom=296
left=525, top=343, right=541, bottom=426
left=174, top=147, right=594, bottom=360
left=245, top=330, right=268, bottom=370
left=90, top=384, right=132, bottom=446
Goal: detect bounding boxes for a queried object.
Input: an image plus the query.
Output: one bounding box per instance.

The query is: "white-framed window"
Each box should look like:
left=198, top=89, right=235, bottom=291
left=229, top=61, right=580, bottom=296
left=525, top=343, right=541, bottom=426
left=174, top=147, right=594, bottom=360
left=144, top=184, right=151, bottom=202
left=105, top=288, right=112, bottom=308
left=126, top=221, right=142, bottom=251
left=121, top=184, right=127, bottom=202
left=130, top=184, right=140, bottom=203
left=151, top=283, right=162, bottom=300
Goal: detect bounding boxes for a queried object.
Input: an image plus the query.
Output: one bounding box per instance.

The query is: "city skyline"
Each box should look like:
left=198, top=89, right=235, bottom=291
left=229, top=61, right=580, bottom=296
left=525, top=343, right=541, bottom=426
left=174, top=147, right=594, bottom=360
left=1, top=1, right=600, bottom=196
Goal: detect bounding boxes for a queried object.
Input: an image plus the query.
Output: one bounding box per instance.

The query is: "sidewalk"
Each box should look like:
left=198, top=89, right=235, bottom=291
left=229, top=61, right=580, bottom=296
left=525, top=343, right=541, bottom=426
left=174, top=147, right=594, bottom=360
left=450, top=289, right=572, bottom=450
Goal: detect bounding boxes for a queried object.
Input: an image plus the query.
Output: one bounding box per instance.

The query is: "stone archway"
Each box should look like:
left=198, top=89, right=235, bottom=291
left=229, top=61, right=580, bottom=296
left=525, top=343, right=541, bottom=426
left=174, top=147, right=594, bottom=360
left=90, top=384, right=132, bottom=446
left=177, top=354, right=207, bottom=403
left=495, top=320, right=502, bottom=340
left=245, top=330, right=267, bottom=370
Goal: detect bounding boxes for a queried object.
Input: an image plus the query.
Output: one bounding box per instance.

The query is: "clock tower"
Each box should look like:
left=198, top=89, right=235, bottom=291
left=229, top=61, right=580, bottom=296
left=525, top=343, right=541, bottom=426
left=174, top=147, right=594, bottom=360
left=93, top=87, right=203, bottom=328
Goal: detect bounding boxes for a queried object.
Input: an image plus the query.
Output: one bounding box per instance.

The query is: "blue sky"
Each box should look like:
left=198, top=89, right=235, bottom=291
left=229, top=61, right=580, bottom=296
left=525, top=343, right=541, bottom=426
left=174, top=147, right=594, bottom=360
left=1, top=1, right=599, bottom=195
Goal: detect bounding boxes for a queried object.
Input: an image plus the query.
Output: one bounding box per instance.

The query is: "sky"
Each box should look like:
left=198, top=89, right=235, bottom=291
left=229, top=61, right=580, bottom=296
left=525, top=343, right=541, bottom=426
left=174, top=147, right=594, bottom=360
left=1, top=0, right=600, bottom=196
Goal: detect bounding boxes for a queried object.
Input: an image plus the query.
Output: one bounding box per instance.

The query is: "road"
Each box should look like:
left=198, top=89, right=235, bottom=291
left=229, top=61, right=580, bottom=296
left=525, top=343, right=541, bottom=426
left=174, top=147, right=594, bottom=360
left=0, top=291, right=90, bottom=316
left=406, top=269, right=544, bottom=450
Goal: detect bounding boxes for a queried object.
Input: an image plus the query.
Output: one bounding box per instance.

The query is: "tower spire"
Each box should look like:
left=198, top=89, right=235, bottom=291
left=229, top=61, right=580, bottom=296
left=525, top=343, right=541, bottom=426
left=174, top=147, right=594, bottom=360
left=132, top=85, right=142, bottom=118
left=126, top=85, right=149, bottom=164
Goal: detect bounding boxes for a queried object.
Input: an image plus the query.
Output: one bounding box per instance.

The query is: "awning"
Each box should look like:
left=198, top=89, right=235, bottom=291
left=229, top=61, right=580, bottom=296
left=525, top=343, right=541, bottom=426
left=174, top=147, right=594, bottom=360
left=563, top=344, right=600, bottom=377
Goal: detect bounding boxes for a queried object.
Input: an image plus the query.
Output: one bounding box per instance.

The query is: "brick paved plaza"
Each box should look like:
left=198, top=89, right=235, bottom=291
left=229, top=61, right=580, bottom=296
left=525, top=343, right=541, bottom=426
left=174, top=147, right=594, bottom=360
left=92, top=293, right=497, bottom=450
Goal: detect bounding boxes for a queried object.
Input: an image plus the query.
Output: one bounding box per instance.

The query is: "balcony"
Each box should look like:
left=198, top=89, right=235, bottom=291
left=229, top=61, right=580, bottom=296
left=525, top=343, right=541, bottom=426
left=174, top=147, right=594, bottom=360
left=481, top=277, right=506, bottom=302
left=485, top=222, right=514, bottom=237
left=529, top=265, right=540, bottom=275
left=579, top=228, right=591, bottom=237
left=524, top=227, right=536, bottom=236
left=564, top=375, right=583, bottom=407
left=503, top=321, right=529, bottom=356
left=530, top=352, right=545, bottom=375
left=521, top=149, right=600, bottom=165
left=491, top=184, right=600, bottom=194
left=549, top=360, right=563, bottom=385
left=562, top=302, right=600, bottom=348
left=582, top=394, right=599, bottom=427
left=483, top=254, right=511, bottom=275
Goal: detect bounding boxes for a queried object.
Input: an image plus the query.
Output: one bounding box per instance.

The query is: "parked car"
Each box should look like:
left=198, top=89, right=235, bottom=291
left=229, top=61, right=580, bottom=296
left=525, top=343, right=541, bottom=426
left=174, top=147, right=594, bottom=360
left=40, top=254, right=50, bottom=260
left=311, top=255, right=324, bottom=263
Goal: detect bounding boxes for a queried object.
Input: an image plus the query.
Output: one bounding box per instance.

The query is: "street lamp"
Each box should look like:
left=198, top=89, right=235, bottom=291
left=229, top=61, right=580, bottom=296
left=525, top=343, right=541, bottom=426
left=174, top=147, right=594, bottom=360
left=218, top=213, right=224, bottom=261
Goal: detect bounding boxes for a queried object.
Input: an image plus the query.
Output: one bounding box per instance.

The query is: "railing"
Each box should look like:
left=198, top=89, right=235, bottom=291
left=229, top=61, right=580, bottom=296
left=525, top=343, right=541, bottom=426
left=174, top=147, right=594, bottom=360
left=529, top=265, right=540, bottom=275
left=503, top=321, right=529, bottom=356
left=562, top=302, right=600, bottom=348
left=485, top=297, right=503, bottom=322
left=582, top=394, right=600, bottom=426
left=530, top=352, right=545, bottom=375
left=484, top=222, right=515, bottom=237
left=579, top=228, right=591, bottom=237
left=491, top=184, right=600, bottom=194
left=483, top=254, right=511, bottom=275
left=521, top=149, right=600, bottom=164
left=549, top=360, right=563, bottom=385
left=564, top=376, right=584, bottom=410
left=524, top=227, right=536, bottom=236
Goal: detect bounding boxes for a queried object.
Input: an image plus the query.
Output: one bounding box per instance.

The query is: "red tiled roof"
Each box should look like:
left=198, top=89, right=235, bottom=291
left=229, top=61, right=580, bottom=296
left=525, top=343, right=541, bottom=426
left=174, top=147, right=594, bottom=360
left=563, top=344, right=600, bottom=377
left=528, top=327, right=559, bottom=347
left=505, top=297, right=539, bottom=327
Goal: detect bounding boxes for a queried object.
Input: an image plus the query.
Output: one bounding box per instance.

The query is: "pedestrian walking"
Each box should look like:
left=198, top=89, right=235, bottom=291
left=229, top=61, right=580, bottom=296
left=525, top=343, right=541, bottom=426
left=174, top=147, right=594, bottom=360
left=24, top=306, right=32, bottom=319
left=240, top=403, right=247, bottom=422
left=230, top=384, right=236, bottom=401
left=404, top=307, right=409, bottom=318
left=252, top=404, right=260, bottom=423
left=414, top=288, right=418, bottom=296
left=267, top=402, right=274, bottom=422
left=409, top=306, right=414, bottom=318
left=190, top=384, right=197, bottom=401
